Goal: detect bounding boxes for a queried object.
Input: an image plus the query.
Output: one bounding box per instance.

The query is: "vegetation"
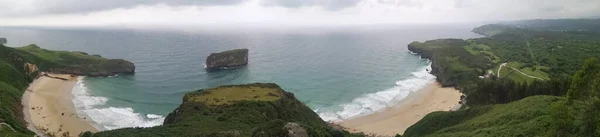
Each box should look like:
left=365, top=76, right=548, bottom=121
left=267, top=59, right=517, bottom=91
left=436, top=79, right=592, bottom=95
left=91, top=83, right=361, bottom=137
left=405, top=19, right=600, bottom=136
left=3, top=19, right=600, bottom=137
left=404, top=96, right=576, bottom=137
left=17, top=44, right=135, bottom=77
left=185, top=85, right=283, bottom=106
left=408, top=39, right=491, bottom=88
left=0, top=44, right=137, bottom=136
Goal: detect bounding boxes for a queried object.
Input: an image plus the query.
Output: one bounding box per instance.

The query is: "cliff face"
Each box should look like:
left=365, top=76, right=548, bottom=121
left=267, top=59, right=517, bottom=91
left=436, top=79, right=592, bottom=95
left=205, top=49, right=249, bottom=70
left=93, top=83, right=350, bottom=137
left=407, top=39, right=473, bottom=87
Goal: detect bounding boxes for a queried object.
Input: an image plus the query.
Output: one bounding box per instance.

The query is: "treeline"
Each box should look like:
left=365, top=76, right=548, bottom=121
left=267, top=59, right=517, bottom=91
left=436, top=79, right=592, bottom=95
left=472, top=24, right=600, bottom=77
left=549, top=58, right=600, bottom=136
left=465, top=75, right=571, bottom=106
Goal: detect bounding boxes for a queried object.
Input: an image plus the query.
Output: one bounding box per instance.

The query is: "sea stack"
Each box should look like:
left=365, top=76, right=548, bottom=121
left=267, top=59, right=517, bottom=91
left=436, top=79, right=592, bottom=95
left=0, top=37, right=7, bottom=45
left=205, top=48, right=249, bottom=70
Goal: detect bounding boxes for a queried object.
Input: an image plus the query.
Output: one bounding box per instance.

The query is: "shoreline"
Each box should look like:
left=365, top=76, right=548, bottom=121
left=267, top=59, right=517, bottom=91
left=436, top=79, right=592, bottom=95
left=337, top=82, right=463, bottom=136
left=22, top=74, right=98, bottom=137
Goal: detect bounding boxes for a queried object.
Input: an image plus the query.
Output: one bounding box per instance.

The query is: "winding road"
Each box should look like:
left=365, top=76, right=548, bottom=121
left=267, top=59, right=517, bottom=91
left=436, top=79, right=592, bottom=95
left=497, top=63, right=545, bottom=81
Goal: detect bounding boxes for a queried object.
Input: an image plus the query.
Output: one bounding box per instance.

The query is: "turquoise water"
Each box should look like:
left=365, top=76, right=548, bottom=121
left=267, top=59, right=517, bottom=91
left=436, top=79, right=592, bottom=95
left=1, top=25, right=480, bottom=130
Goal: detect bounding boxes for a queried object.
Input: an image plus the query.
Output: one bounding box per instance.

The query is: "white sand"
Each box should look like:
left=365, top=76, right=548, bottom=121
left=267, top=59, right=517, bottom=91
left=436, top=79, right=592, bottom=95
left=339, top=82, right=463, bottom=136
left=22, top=74, right=97, bottom=137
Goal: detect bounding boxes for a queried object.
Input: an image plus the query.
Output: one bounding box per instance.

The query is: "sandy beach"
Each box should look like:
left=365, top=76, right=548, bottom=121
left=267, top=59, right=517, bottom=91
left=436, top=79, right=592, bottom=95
left=338, top=82, right=463, bottom=136
left=22, top=74, right=97, bottom=137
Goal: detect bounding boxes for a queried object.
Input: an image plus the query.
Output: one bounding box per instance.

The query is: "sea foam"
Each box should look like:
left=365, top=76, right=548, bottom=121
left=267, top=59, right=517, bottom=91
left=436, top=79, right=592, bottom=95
left=318, top=63, right=436, bottom=121
left=71, top=77, right=165, bottom=130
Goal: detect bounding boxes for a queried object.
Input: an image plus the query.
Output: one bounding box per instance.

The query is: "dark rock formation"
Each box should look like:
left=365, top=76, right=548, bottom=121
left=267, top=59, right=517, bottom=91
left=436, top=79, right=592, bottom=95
left=284, top=122, right=309, bottom=137
left=0, top=38, right=6, bottom=45
left=205, top=49, right=248, bottom=70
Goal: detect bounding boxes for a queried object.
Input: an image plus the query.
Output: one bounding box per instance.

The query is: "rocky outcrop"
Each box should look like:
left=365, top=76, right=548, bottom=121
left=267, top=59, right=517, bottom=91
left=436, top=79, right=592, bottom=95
left=284, top=122, right=309, bottom=137
left=205, top=49, right=248, bottom=70
left=0, top=38, right=6, bottom=45
left=22, top=63, right=38, bottom=75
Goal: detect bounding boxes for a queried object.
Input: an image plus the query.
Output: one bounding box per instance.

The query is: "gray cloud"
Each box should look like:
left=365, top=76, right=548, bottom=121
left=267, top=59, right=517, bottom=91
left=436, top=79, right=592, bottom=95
left=0, top=0, right=245, bottom=16
left=42, top=0, right=244, bottom=13
left=0, top=0, right=598, bottom=24
left=0, top=0, right=365, bottom=17
left=261, top=0, right=362, bottom=10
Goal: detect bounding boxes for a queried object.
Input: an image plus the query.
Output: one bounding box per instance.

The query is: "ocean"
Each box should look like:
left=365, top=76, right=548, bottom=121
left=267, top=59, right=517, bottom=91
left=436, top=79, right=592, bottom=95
left=1, top=25, right=481, bottom=130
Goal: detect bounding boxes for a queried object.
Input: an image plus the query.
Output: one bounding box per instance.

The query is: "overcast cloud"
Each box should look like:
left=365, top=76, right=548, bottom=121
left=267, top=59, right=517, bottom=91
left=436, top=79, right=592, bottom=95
left=0, top=0, right=598, bottom=27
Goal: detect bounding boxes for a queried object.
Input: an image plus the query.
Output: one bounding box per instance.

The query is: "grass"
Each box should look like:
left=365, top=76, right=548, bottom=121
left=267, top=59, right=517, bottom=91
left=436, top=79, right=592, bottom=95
left=445, top=57, right=471, bottom=71
left=0, top=45, right=35, bottom=136
left=17, top=44, right=104, bottom=64
left=0, top=124, right=30, bottom=137
left=93, top=83, right=352, bottom=137
left=505, top=71, right=535, bottom=83
left=14, top=44, right=134, bottom=76
left=464, top=44, right=501, bottom=63
left=186, top=86, right=283, bottom=106
left=404, top=96, right=570, bottom=137
left=520, top=66, right=551, bottom=80
left=506, top=62, right=550, bottom=81
left=495, top=62, right=550, bottom=83
left=218, top=48, right=248, bottom=54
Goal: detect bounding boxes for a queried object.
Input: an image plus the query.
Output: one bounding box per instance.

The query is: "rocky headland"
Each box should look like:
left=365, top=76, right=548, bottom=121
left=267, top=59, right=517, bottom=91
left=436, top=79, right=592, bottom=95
left=89, top=83, right=358, bottom=137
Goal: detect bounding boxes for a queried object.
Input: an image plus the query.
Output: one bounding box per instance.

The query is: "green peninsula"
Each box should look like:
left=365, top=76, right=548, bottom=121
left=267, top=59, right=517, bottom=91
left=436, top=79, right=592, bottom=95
left=404, top=19, right=600, bottom=136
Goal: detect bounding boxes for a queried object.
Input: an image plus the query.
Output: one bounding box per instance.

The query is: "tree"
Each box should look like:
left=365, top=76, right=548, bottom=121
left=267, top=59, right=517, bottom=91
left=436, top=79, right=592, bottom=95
left=567, top=58, right=599, bottom=103
left=550, top=101, right=575, bottom=136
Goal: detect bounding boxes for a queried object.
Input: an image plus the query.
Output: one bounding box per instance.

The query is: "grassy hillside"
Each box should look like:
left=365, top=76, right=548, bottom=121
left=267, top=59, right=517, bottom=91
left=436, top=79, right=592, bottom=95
left=404, top=96, right=576, bottom=137
left=0, top=44, right=137, bottom=136
left=17, top=44, right=135, bottom=77
left=408, top=39, right=491, bottom=87
left=405, top=19, right=600, bottom=136
left=91, top=83, right=361, bottom=137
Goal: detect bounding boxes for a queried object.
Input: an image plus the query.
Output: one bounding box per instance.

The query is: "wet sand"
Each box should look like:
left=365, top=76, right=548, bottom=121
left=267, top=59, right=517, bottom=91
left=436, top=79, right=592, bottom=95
left=339, top=82, right=462, bottom=136
left=22, top=74, right=97, bottom=137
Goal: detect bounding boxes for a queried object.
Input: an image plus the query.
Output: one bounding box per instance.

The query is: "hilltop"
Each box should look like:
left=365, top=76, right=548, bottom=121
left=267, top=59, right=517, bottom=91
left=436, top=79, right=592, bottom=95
left=89, top=83, right=360, bottom=137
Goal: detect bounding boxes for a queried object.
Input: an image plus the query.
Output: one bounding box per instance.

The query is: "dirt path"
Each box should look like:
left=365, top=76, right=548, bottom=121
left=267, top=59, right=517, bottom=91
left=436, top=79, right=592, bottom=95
left=0, top=122, right=17, bottom=132
left=497, top=63, right=507, bottom=77
left=497, top=62, right=545, bottom=81
left=507, top=67, right=545, bottom=81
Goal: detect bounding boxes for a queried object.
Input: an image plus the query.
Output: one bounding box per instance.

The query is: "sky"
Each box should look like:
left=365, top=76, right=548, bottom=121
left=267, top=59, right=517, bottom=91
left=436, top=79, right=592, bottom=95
left=0, top=0, right=598, bottom=28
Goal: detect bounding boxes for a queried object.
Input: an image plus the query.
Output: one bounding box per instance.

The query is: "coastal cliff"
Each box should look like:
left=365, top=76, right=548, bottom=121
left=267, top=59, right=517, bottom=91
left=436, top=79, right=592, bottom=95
left=206, top=49, right=249, bottom=70
left=407, top=39, right=487, bottom=87
left=91, top=83, right=358, bottom=137
left=0, top=44, right=136, bottom=136
left=17, top=44, right=135, bottom=77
